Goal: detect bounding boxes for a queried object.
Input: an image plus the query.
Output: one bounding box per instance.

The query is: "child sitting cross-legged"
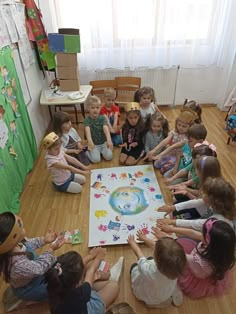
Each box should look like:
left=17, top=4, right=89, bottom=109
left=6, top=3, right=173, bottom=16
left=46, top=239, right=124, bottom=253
left=45, top=248, right=120, bottom=314
left=84, top=96, right=113, bottom=163
left=127, top=231, right=186, bottom=308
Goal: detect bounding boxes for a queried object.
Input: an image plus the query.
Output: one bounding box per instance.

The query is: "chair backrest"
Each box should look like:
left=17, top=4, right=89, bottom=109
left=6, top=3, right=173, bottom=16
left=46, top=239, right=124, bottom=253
left=115, top=76, right=141, bottom=104
left=90, top=80, right=116, bottom=96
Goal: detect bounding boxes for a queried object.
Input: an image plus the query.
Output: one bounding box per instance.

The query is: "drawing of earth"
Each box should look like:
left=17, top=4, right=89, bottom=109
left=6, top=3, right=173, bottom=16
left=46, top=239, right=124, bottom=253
left=109, top=186, right=149, bottom=215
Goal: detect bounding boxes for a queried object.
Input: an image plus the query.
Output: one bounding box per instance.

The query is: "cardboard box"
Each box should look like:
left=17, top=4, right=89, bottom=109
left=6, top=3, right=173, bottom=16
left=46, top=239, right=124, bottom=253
left=57, top=66, right=79, bottom=80
left=59, top=79, right=80, bottom=92
left=48, top=33, right=64, bottom=52
left=56, top=53, right=78, bottom=66
left=59, top=28, right=80, bottom=35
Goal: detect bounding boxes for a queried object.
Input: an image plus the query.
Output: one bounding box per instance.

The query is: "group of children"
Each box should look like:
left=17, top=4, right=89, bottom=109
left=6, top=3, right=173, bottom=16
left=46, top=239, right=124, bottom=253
left=0, top=85, right=236, bottom=313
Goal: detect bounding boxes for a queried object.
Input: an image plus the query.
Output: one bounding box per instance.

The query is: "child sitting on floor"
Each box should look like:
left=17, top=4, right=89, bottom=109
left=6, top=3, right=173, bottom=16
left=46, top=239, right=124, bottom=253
left=52, top=111, right=90, bottom=166
left=84, top=96, right=113, bottom=163
left=143, top=112, right=169, bottom=158
left=45, top=249, right=121, bottom=314
left=100, top=88, right=122, bottom=146
left=119, top=102, right=145, bottom=166
left=0, top=212, right=64, bottom=312
left=134, top=86, right=162, bottom=122
left=146, top=109, right=197, bottom=173
left=43, top=132, right=89, bottom=194
left=183, top=99, right=202, bottom=124
left=154, top=218, right=236, bottom=299
left=127, top=231, right=186, bottom=308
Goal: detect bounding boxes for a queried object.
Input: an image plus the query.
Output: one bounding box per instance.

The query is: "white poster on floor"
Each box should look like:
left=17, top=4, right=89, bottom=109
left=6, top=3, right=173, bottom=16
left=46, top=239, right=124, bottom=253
left=89, top=165, right=165, bottom=247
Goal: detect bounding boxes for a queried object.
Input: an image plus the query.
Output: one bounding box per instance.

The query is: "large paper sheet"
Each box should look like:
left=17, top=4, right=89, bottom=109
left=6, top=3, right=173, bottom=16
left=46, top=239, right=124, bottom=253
left=89, top=165, right=165, bottom=247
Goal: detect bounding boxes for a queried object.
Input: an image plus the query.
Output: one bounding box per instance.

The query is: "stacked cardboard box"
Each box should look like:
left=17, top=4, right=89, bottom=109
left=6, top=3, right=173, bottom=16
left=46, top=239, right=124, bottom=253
left=48, top=29, right=81, bottom=91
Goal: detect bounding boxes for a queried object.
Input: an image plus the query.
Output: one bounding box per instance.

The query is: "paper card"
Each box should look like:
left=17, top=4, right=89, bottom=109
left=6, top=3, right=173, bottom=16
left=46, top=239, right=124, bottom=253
left=98, top=261, right=110, bottom=273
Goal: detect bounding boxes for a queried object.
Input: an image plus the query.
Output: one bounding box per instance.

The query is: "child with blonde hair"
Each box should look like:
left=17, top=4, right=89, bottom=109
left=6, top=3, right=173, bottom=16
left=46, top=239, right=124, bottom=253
left=43, top=132, right=88, bottom=194
left=100, top=88, right=122, bottom=145
left=127, top=231, right=186, bottom=308
left=106, top=302, right=136, bottom=314
left=84, top=96, right=113, bottom=163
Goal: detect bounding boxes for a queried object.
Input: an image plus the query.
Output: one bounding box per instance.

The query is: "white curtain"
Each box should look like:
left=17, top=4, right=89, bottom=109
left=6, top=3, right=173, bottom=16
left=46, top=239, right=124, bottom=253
left=40, top=0, right=236, bottom=70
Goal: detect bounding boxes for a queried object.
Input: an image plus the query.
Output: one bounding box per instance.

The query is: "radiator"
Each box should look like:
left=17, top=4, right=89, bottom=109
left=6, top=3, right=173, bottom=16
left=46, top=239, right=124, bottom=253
left=95, top=67, right=179, bottom=106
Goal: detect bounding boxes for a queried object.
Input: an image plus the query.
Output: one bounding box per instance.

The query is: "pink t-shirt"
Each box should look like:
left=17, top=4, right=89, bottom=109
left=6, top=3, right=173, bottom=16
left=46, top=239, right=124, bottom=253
left=45, top=151, right=71, bottom=185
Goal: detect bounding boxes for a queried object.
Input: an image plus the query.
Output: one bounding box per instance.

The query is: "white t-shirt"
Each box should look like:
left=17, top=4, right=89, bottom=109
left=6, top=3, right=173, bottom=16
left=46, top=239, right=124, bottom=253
left=45, top=150, right=71, bottom=185
left=131, top=257, right=177, bottom=305
left=140, top=103, right=156, bottom=121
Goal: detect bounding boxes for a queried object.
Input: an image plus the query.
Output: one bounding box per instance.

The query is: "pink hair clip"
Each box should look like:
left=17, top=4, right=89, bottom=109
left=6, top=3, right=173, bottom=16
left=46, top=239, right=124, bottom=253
left=205, top=218, right=218, bottom=244
left=208, top=143, right=216, bottom=152
left=194, top=140, right=209, bottom=148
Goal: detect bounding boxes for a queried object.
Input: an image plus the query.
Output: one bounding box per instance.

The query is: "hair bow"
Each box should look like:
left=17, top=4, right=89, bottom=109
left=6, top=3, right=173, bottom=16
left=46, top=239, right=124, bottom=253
left=54, top=263, right=63, bottom=276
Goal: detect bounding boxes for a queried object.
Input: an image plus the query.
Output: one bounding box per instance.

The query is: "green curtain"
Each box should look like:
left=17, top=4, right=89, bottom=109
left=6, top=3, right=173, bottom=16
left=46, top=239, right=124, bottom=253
left=0, top=46, right=38, bottom=214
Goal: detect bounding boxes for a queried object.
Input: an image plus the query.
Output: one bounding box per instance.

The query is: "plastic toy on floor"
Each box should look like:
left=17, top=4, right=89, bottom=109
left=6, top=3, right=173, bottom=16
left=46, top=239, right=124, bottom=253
left=225, top=113, right=236, bottom=144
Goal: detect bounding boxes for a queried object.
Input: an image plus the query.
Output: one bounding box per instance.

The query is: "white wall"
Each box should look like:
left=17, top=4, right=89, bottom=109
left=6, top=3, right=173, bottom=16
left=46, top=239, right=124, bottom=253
left=23, top=57, right=50, bottom=147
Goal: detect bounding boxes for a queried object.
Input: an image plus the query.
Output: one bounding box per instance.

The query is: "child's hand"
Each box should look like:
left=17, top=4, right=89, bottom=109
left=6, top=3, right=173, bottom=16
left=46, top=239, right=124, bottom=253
left=49, top=237, right=65, bottom=251
left=127, top=234, right=136, bottom=245
left=73, top=149, right=81, bottom=154
left=156, top=218, right=173, bottom=226
left=136, top=229, right=147, bottom=242
left=156, top=221, right=174, bottom=233
left=82, top=165, right=91, bottom=171
left=44, top=230, right=57, bottom=243
left=130, top=142, right=138, bottom=148
left=80, top=170, right=90, bottom=175
left=157, top=205, right=175, bottom=218
left=88, top=142, right=95, bottom=151
left=164, top=177, right=173, bottom=185
left=119, top=143, right=127, bottom=149
left=151, top=227, right=169, bottom=239
left=109, top=126, right=115, bottom=133
left=78, top=142, right=83, bottom=150
left=152, top=153, right=162, bottom=161
left=96, top=248, right=107, bottom=261
left=107, top=141, right=113, bottom=151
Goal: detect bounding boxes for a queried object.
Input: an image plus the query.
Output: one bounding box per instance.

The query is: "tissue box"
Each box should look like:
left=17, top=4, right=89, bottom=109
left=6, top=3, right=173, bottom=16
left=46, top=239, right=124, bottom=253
left=57, top=66, right=79, bottom=80
left=60, top=79, right=80, bottom=91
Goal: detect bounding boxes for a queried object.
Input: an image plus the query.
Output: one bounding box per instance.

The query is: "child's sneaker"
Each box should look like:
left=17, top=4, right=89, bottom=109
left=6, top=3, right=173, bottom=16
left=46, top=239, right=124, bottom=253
left=171, top=286, right=183, bottom=306
left=109, top=256, right=124, bottom=282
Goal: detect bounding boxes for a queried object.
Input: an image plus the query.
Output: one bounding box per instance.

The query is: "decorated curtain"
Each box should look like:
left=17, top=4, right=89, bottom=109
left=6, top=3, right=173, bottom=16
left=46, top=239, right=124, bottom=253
left=0, top=46, right=38, bottom=214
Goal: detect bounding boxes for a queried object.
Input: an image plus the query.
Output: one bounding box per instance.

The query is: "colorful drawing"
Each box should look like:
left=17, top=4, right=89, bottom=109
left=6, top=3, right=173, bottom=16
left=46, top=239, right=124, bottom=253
left=98, top=224, right=108, bottom=232
left=89, top=165, right=165, bottom=246
left=108, top=220, right=121, bottom=231
left=95, top=210, right=108, bottom=218
left=109, top=187, right=149, bottom=215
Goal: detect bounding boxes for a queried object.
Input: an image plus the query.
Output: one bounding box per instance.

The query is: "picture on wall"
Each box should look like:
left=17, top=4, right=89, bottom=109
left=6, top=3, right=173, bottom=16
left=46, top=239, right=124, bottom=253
left=88, top=165, right=165, bottom=247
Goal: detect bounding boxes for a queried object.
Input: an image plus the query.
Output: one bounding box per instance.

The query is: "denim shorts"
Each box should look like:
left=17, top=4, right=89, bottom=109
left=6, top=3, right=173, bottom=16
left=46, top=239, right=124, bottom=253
left=87, top=290, right=105, bottom=314
left=53, top=173, right=74, bottom=192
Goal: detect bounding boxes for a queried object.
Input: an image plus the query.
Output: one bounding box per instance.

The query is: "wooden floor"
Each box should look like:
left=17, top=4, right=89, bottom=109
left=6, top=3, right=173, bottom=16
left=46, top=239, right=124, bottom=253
left=1, top=107, right=236, bottom=314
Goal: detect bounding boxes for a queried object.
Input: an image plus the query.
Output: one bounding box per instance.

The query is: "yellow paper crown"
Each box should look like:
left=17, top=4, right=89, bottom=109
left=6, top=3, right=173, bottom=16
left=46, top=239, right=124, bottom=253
left=125, top=102, right=140, bottom=112
left=0, top=213, right=23, bottom=254
left=42, top=132, right=59, bottom=149
left=178, top=109, right=197, bottom=124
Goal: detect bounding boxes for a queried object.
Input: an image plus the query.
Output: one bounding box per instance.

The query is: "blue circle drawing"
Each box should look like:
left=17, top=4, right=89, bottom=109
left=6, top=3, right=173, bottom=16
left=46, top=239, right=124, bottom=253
left=109, top=186, right=149, bottom=215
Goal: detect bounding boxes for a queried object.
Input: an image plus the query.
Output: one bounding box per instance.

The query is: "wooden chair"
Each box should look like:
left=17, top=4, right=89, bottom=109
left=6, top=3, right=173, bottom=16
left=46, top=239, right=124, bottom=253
left=90, top=80, right=116, bottom=102
left=115, top=76, right=141, bottom=108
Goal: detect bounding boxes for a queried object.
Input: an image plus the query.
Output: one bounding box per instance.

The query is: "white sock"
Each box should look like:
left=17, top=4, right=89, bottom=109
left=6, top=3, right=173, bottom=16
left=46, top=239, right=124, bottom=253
left=109, top=256, right=124, bottom=282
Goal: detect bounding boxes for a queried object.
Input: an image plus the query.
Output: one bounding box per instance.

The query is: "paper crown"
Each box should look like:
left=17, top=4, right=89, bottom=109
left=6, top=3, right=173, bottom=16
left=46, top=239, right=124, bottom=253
left=0, top=213, right=23, bottom=254
left=178, top=109, right=197, bottom=124
left=125, top=102, right=140, bottom=112
left=42, top=132, right=59, bottom=149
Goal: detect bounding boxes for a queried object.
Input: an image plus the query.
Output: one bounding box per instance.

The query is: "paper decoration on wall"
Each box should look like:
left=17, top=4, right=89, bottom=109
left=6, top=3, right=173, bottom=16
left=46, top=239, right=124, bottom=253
left=88, top=165, right=165, bottom=247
